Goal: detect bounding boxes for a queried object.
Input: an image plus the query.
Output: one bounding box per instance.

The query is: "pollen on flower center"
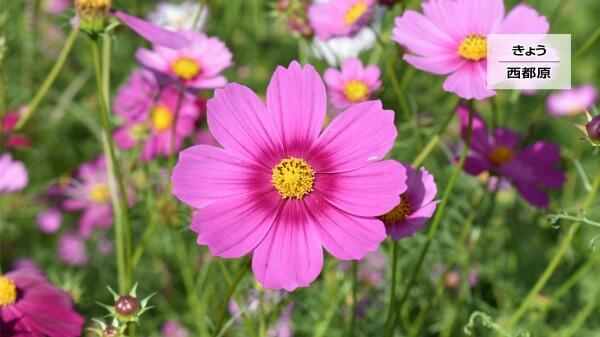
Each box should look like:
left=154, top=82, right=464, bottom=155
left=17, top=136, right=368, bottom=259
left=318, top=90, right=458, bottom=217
left=272, top=157, right=315, bottom=199
left=489, top=145, right=514, bottom=166
left=343, top=80, right=369, bottom=102
left=74, top=0, right=112, bottom=11
left=150, top=106, right=174, bottom=131
left=344, top=2, right=368, bottom=25
left=171, top=58, right=202, bottom=80
left=458, top=34, right=487, bottom=61
left=89, top=184, right=110, bottom=203
left=0, top=276, right=17, bottom=307
left=380, top=195, right=412, bottom=225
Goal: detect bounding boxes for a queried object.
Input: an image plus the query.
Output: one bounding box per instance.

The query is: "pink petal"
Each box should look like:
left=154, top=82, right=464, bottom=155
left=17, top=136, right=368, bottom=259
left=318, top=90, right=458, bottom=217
left=514, top=182, right=549, bottom=208
left=252, top=201, right=323, bottom=291
left=498, top=4, right=549, bottom=34
left=266, top=61, right=326, bottom=157
left=461, top=0, right=504, bottom=34
left=404, top=164, right=438, bottom=207
left=207, top=83, right=284, bottom=168
left=403, top=54, right=465, bottom=75
left=172, top=145, right=271, bottom=209
left=392, top=10, right=456, bottom=57
left=191, top=190, right=281, bottom=258
left=315, top=160, right=406, bottom=216
left=304, top=194, right=386, bottom=260
left=422, top=0, right=467, bottom=41
left=309, top=100, right=396, bottom=173
left=443, top=62, right=495, bottom=100
left=463, top=156, right=492, bottom=176
left=493, top=128, right=519, bottom=148
left=114, top=10, right=190, bottom=49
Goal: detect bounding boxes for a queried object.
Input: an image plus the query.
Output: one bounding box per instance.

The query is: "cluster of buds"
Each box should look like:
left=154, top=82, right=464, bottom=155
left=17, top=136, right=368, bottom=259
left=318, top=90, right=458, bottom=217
left=88, top=283, right=154, bottom=337
left=273, top=0, right=313, bottom=38
left=74, top=0, right=113, bottom=35
left=575, top=111, right=600, bottom=147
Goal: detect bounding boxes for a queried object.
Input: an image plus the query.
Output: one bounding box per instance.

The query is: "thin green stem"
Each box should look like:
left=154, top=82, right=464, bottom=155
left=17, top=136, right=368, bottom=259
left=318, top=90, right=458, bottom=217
left=557, top=289, right=600, bottom=337
left=507, top=170, right=600, bottom=328
left=349, top=260, right=359, bottom=337
left=214, top=259, right=250, bottom=337
left=411, top=100, right=458, bottom=168
left=91, top=39, right=132, bottom=293
left=574, top=25, right=600, bottom=60
left=16, top=27, right=78, bottom=130
left=387, top=101, right=475, bottom=337
left=383, top=241, right=399, bottom=333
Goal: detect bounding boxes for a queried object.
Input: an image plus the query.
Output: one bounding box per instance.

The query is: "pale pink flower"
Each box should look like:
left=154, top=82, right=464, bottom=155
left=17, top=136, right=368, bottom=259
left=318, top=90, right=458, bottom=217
left=392, top=0, right=549, bottom=100
left=309, top=0, right=377, bottom=40
left=58, top=233, right=88, bottom=267
left=36, top=208, right=63, bottom=234
left=546, top=84, right=597, bottom=117
left=0, top=153, right=28, bottom=194
left=324, top=58, right=381, bottom=109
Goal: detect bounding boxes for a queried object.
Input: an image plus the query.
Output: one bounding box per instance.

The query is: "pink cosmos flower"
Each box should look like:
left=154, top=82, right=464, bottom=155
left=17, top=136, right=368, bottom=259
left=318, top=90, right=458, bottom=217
left=381, top=164, right=438, bottom=240
left=546, top=84, right=598, bottom=117
left=58, top=233, right=89, bottom=267
left=45, top=0, right=70, bottom=14
left=161, top=319, right=189, bottom=337
left=113, top=70, right=201, bottom=160
left=392, top=0, right=549, bottom=100
left=324, top=58, right=381, bottom=109
left=36, top=208, right=63, bottom=234
left=456, top=106, right=564, bottom=208
left=0, top=267, right=84, bottom=337
left=309, top=0, right=376, bottom=40
left=3, top=107, right=32, bottom=149
left=172, top=61, right=407, bottom=291
left=0, top=153, right=28, bottom=194
left=136, top=30, right=233, bottom=92
left=62, top=157, right=113, bottom=237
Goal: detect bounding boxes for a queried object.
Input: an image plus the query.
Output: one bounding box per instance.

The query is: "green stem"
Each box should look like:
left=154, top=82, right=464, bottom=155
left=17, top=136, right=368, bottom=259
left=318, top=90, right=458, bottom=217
left=16, top=27, right=78, bottom=130
left=557, top=289, right=600, bottom=337
left=349, top=260, right=359, bottom=337
left=411, top=100, right=458, bottom=168
left=507, top=170, right=600, bottom=328
left=574, top=25, right=600, bottom=60
left=214, top=259, right=250, bottom=337
left=383, top=241, right=399, bottom=333
left=91, top=39, right=132, bottom=293
left=387, top=101, right=475, bottom=337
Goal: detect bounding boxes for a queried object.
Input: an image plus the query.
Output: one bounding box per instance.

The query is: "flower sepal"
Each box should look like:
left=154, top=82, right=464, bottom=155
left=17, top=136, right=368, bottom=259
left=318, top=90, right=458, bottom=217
left=575, top=111, right=600, bottom=147
left=96, top=283, right=155, bottom=325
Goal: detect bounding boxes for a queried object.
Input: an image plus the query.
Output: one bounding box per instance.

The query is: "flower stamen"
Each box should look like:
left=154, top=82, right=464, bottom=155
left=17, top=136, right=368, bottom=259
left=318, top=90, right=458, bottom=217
left=380, top=195, right=412, bottom=225
left=89, top=184, right=110, bottom=203
left=150, top=106, right=174, bottom=131
left=343, top=80, right=369, bottom=102
left=171, top=58, right=202, bottom=80
left=272, top=157, right=315, bottom=199
left=344, top=2, right=368, bottom=26
left=489, top=146, right=514, bottom=166
left=458, top=34, right=487, bottom=61
left=0, top=276, right=17, bottom=306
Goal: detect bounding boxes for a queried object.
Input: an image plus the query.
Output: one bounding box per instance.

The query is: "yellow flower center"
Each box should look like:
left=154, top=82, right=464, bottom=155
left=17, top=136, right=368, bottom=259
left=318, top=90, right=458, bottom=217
left=171, top=58, right=202, bottom=80
left=150, top=106, right=174, bottom=131
left=74, top=0, right=112, bottom=10
left=344, top=1, right=368, bottom=26
left=458, top=34, right=487, bottom=61
left=343, top=80, right=369, bottom=102
left=489, top=146, right=514, bottom=166
left=380, top=195, right=412, bottom=225
left=89, top=184, right=110, bottom=203
left=272, top=157, right=315, bottom=199
left=0, top=276, right=17, bottom=307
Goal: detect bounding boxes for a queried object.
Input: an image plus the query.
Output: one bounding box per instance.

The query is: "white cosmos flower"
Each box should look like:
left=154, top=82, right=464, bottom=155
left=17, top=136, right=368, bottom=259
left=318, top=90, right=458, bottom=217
left=147, top=1, right=210, bottom=32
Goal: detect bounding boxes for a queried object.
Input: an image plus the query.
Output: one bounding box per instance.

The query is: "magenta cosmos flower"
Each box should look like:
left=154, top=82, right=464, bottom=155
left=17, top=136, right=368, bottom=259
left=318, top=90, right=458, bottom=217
left=0, top=153, right=28, bottom=194
left=324, top=58, right=381, bottom=109
left=308, top=0, right=376, bottom=40
left=392, top=0, right=549, bottom=100
left=136, top=30, right=233, bottom=92
left=457, top=106, right=564, bottom=208
left=58, top=233, right=89, bottom=267
left=172, top=61, right=407, bottom=291
left=62, top=157, right=113, bottom=237
left=381, top=163, right=438, bottom=240
left=546, top=84, right=597, bottom=117
left=0, top=267, right=84, bottom=337
left=113, top=70, right=201, bottom=160
left=36, top=208, right=63, bottom=234
left=3, top=107, right=32, bottom=149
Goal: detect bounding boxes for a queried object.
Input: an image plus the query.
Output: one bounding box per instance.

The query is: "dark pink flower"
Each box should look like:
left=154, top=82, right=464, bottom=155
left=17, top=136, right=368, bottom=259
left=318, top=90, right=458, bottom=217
left=456, top=106, right=564, bottom=208
left=0, top=267, right=84, bottom=337
left=2, top=108, right=32, bottom=149
left=392, top=0, right=549, bottom=100
left=136, top=30, right=233, bottom=92
left=172, top=61, right=406, bottom=290
left=58, top=233, right=88, bottom=267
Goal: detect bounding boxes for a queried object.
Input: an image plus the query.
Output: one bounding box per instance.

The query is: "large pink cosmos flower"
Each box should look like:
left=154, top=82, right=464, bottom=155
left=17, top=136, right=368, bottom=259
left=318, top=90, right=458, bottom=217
left=456, top=106, right=564, bottom=208
left=0, top=266, right=84, bottom=337
left=324, top=58, right=381, bottom=109
left=62, top=157, right=113, bottom=237
left=0, top=153, right=28, bottom=194
left=392, top=0, right=549, bottom=100
left=546, top=84, right=598, bottom=117
left=113, top=70, right=201, bottom=160
left=172, top=61, right=407, bottom=291
left=309, top=0, right=376, bottom=40
left=382, top=164, right=438, bottom=240
left=136, top=30, right=233, bottom=92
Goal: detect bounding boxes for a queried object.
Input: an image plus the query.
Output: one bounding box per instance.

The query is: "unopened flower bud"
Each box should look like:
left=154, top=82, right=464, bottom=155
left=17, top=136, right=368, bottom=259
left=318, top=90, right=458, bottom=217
left=74, top=0, right=112, bottom=35
left=115, top=295, right=139, bottom=317
left=103, top=326, right=120, bottom=337
left=587, top=115, right=600, bottom=141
